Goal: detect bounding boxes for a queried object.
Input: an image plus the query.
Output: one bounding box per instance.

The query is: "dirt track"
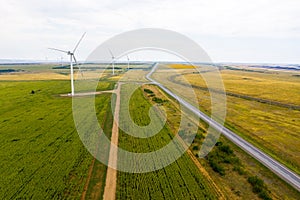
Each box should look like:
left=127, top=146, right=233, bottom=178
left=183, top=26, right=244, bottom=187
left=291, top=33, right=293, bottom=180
left=80, top=157, right=96, bottom=200
left=102, top=83, right=121, bottom=200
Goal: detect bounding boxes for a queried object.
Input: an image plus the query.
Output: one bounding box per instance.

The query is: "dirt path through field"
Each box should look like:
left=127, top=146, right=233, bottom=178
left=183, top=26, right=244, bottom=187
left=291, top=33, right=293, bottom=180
left=102, top=83, right=121, bottom=200
left=80, top=157, right=96, bottom=200
left=80, top=89, right=116, bottom=200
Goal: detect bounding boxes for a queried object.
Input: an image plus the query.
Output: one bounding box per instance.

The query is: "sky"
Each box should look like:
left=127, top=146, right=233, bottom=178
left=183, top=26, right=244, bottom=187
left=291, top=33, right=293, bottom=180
left=0, top=0, right=300, bottom=63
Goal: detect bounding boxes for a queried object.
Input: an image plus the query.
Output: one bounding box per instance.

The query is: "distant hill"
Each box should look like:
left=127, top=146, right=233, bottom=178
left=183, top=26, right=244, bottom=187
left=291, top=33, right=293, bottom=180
left=0, top=59, right=45, bottom=64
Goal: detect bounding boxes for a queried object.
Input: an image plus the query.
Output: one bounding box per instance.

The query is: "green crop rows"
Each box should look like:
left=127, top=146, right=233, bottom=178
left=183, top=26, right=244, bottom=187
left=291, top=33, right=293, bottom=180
left=0, top=80, right=113, bottom=199
left=116, top=86, right=219, bottom=199
left=84, top=93, right=114, bottom=199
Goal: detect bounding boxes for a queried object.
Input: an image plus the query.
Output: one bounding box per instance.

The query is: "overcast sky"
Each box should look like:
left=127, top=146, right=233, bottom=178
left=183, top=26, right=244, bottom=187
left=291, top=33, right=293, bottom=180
left=1, top=0, right=300, bottom=63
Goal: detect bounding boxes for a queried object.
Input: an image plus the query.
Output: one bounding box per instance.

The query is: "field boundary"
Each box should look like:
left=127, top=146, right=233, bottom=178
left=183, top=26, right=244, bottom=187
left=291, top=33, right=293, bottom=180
left=169, top=73, right=300, bottom=110
left=80, top=158, right=96, bottom=200
left=103, top=83, right=121, bottom=200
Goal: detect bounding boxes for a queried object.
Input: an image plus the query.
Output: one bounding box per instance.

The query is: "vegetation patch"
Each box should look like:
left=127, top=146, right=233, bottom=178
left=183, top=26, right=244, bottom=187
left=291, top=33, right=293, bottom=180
left=152, top=97, right=168, bottom=104
left=205, top=142, right=238, bottom=176
left=194, top=137, right=272, bottom=199
left=0, top=69, right=23, bottom=73
left=248, top=176, right=272, bottom=200
left=143, top=88, right=154, bottom=94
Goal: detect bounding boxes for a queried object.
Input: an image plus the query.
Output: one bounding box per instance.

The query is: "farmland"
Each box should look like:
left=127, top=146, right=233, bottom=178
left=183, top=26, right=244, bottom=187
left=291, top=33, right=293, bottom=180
left=0, top=79, right=113, bottom=199
left=0, top=63, right=132, bottom=81
left=156, top=64, right=300, bottom=175
left=1, top=63, right=299, bottom=199
left=82, top=92, right=114, bottom=200
left=141, top=83, right=300, bottom=199
left=116, top=84, right=222, bottom=199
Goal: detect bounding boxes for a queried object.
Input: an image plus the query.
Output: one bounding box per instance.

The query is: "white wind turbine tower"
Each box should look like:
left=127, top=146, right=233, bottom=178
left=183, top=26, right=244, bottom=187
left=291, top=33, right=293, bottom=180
left=49, top=32, right=86, bottom=96
left=127, top=55, right=130, bottom=70
left=108, top=49, right=115, bottom=75
left=60, top=56, right=64, bottom=67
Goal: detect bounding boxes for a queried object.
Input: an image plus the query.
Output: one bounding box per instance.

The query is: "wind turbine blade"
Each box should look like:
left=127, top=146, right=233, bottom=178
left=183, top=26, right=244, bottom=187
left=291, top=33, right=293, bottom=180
left=73, top=55, right=84, bottom=78
left=127, top=55, right=130, bottom=70
left=48, top=48, right=69, bottom=54
left=72, top=55, right=78, bottom=65
left=108, top=48, right=114, bottom=58
left=73, top=32, right=86, bottom=53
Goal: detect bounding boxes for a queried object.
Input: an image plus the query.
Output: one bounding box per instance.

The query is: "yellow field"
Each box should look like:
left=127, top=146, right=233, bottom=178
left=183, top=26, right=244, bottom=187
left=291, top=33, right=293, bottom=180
left=0, top=72, right=69, bottom=80
left=163, top=66, right=300, bottom=174
left=185, top=69, right=300, bottom=105
left=0, top=71, right=112, bottom=81
left=168, top=64, right=196, bottom=69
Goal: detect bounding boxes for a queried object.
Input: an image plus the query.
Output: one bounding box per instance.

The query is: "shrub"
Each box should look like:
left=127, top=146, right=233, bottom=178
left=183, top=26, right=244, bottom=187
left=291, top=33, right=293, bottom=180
left=192, top=145, right=199, bottom=151
left=152, top=97, right=168, bottom=104
left=152, top=97, right=163, bottom=103
left=258, top=190, right=272, bottom=200
left=219, top=145, right=233, bottom=155
left=248, top=176, right=272, bottom=200
left=195, top=134, right=204, bottom=140
left=233, top=166, right=245, bottom=175
left=248, top=176, right=264, bottom=188
left=144, top=88, right=153, bottom=94
left=215, top=141, right=223, bottom=146
left=253, top=185, right=263, bottom=193
left=206, top=141, right=244, bottom=177
left=209, top=159, right=225, bottom=176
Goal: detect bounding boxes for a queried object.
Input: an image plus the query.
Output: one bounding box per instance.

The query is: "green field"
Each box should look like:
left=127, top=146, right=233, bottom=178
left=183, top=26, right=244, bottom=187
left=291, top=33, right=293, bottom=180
left=0, top=80, right=113, bottom=199
left=1, top=64, right=299, bottom=199
left=116, top=85, right=222, bottom=199
left=83, top=93, right=114, bottom=200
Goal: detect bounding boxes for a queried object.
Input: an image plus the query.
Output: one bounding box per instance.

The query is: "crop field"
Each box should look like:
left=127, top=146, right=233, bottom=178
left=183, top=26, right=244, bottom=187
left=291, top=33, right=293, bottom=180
left=158, top=65, right=300, bottom=175
left=116, top=85, right=222, bottom=199
left=185, top=68, right=300, bottom=106
left=168, top=63, right=196, bottom=69
left=142, top=84, right=300, bottom=199
left=0, top=63, right=123, bottom=81
left=83, top=93, right=114, bottom=200
left=1, top=64, right=299, bottom=199
left=0, top=72, right=70, bottom=80
left=0, top=79, right=113, bottom=199
left=0, top=64, right=55, bottom=72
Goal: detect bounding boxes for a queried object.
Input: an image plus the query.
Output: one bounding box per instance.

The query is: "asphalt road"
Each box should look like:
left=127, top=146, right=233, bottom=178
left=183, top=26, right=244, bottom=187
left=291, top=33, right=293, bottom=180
left=146, top=63, right=300, bottom=192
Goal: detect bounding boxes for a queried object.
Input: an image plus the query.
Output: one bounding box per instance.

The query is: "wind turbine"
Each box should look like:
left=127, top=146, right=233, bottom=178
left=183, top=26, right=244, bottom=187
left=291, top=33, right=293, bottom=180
left=108, top=49, right=115, bottom=75
left=127, top=55, right=130, bottom=70
left=60, top=56, right=64, bottom=67
left=49, top=32, right=86, bottom=96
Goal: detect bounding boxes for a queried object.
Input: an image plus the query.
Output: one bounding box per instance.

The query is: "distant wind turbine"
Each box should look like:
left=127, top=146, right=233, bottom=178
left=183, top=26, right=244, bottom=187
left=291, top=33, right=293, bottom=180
left=49, top=32, right=86, bottom=96
left=60, top=56, right=64, bottom=67
left=108, top=49, right=115, bottom=75
left=127, top=55, right=130, bottom=70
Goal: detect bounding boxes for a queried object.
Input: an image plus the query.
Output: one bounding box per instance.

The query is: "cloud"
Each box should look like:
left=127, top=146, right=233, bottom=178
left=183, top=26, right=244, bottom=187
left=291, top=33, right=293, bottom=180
left=0, top=0, right=299, bottom=62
